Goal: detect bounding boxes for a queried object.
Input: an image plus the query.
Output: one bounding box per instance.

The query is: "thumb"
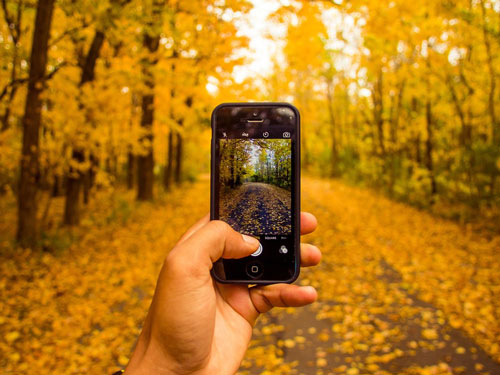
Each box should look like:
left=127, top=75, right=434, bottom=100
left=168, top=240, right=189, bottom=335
left=169, top=220, right=260, bottom=272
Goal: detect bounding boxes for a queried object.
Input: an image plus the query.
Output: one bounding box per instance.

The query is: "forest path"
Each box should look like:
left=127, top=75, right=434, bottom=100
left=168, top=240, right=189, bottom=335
left=242, top=178, right=500, bottom=375
left=222, top=182, right=291, bottom=235
left=1, top=177, right=499, bottom=375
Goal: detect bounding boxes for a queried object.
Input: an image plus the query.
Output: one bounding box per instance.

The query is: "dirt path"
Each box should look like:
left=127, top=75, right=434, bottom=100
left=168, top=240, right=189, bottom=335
left=240, top=178, right=500, bottom=375
left=221, top=182, right=291, bottom=235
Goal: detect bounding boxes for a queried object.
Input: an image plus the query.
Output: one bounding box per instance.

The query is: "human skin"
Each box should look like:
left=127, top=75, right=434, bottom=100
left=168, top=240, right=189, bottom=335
left=124, top=212, right=322, bottom=375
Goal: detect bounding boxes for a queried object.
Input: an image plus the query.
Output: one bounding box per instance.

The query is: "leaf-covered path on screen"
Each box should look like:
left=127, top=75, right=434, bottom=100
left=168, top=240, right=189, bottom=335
left=220, top=182, right=292, bottom=235
left=1, top=177, right=499, bottom=375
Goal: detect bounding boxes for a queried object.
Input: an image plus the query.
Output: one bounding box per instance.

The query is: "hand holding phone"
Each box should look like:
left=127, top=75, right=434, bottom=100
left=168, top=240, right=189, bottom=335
left=211, top=103, right=301, bottom=284
left=123, top=214, right=320, bottom=375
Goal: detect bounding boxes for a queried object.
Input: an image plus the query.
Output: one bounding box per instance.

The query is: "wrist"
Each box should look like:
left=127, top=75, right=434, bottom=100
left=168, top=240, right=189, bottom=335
left=123, top=339, right=175, bottom=375
left=123, top=337, right=208, bottom=375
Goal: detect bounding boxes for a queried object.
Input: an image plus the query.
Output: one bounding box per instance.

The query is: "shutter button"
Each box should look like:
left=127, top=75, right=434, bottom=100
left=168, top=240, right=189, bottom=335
left=251, top=243, right=263, bottom=256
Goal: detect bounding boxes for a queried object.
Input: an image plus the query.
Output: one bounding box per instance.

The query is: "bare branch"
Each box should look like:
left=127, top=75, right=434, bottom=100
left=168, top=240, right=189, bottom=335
left=49, top=26, right=83, bottom=47
left=0, top=61, right=70, bottom=101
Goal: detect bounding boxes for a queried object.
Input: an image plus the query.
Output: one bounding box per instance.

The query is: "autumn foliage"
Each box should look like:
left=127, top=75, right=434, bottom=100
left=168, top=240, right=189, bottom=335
left=1, top=0, right=499, bottom=374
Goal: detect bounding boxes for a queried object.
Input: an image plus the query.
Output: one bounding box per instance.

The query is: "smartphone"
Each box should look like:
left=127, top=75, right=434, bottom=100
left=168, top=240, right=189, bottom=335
left=210, top=102, right=300, bottom=284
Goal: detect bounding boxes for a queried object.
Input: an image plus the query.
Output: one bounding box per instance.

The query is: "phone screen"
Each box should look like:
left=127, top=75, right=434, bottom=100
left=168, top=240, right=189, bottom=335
left=211, top=104, right=300, bottom=283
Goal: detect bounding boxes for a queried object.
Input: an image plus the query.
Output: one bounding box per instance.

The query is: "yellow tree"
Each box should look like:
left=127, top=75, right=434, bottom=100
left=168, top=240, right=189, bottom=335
left=158, top=0, right=249, bottom=189
left=17, top=0, right=55, bottom=246
left=64, top=0, right=134, bottom=223
left=136, top=0, right=163, bottom=201
left=278, top=2, right=329, bottom=170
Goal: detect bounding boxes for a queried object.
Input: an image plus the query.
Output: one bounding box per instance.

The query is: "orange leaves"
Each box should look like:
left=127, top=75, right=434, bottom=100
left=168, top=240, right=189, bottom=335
left=421, top=328, right=438, bottom=340
left=243, top=177, right=499, bottom=374
left=1, top=175, right=499, bottom=374
left=0, top=181, right=209, bottom=374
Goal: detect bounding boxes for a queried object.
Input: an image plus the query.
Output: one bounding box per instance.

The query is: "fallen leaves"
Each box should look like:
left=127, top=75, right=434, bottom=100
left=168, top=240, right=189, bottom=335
left=422, top=329, right=438, bottom=340
left=242, top=177, right=500, bottom=374
left=0, top=182, right=209, bottom=374
left=1, top=177, right=499, bottom=375
left=221, top=182, right=291, bottom=235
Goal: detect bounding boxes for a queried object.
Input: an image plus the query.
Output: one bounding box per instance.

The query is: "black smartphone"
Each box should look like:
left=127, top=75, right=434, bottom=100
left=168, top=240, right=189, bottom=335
left=210, top=102, right=300, bottom=284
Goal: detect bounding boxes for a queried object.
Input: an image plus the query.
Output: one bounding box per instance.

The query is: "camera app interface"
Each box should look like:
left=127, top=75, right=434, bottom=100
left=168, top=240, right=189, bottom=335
left=219, top=138, right=291, bottom=236
left=215, top=123, right=296, bottom=281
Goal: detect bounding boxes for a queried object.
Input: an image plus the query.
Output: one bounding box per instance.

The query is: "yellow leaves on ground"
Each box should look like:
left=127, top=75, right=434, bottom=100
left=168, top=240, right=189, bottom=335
left=1, top=177, right=499, bottom=374
left=304, top=178, right=500, bottom=362
left=221, top=182, right=292, bottom=236
left=5, top=331, right=20, bottom=343
left=421, top=329, right=438, bottom=340
left=0, top=182, right=208, bottom=375
left=241, top=177, right=500, bottom=374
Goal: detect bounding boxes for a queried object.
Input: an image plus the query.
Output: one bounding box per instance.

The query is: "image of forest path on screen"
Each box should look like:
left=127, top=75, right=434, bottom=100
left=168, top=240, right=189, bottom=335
left=219, top=138, right=291, bottom=236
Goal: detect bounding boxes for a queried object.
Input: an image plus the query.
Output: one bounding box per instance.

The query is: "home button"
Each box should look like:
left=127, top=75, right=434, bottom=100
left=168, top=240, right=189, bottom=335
left=246, top=261, right=264, bottom=279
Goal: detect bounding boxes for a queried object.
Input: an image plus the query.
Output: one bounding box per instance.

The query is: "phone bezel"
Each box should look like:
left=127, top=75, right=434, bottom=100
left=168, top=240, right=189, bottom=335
left=210, top=102, right=301, bottom=284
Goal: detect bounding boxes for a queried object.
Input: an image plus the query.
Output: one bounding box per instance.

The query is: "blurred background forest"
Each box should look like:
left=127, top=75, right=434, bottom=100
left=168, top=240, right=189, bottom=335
left=1, top=0, right=499, bottom=247
left=1, top=0, right=500, bottom=374
left=0, top=0, right=500, bottom=244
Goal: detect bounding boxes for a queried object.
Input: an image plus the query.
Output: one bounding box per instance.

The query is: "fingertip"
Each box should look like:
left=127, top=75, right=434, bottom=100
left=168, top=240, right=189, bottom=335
left=300, top=243, right=322, bottom=267
left=302, top=285, right=318, bottom=302
left=311, top=245, right=322, bottom=264
left=300, top=212, right=318, bottom=235
left=242, top=234, right=260, bottom=248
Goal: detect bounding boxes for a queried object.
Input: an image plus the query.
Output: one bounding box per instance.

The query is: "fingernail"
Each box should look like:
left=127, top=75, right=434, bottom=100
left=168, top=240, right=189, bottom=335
left=242, top=234, right=259, bottom=246
left=303, top=286, right=316, bottom=294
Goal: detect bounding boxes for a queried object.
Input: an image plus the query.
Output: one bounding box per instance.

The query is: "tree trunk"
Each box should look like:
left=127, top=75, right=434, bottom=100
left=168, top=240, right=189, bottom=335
left=17, top=0, right=55, bottom=246
left=326, top=79, right=338, bottom=176
left=1, top=0, right=23, bottom=131
left=127, top=92, right=139, bottom=190
left=373, top=70, right=385, bottom=156
left=425, top=100, right=437, bottom=197
left=52, top=174, right=63, bottom=197
left=229, top=147, right=235, bottom=188
left=172, top=97, right=191, bottom=186
left=80, top=31, right=105, bottom=86
left=64, top=151, right=84, bottom=226
left=137, top=92, right=155, bottom=200
left=479, top=0, right=499, bottom=145
left=174, top=131, right=182, bottom=184
left=164, top=50, right=178, bottom=190
left=164, top=130, right=174, bottom=190
left=127, top=152, right=136, bottom=189
left=136, top=2, right=161, bottom=200
left=388, top=79, right=405, bottom=195
left=1, top=49, right=19, bottom=131
left=63, top=30, right=106, bottom=225
left=415, top=133, right=421, bottom=165
left=82, top=154, right=97, bottom=204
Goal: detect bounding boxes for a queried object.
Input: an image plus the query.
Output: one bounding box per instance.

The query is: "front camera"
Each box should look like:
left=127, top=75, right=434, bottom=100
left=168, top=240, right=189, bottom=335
left=253, top=112, right=258, bottom=117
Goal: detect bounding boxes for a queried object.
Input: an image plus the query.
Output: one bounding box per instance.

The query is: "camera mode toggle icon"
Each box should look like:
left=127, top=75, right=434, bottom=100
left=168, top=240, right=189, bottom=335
left=279, top=245, right=288, bottom=254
